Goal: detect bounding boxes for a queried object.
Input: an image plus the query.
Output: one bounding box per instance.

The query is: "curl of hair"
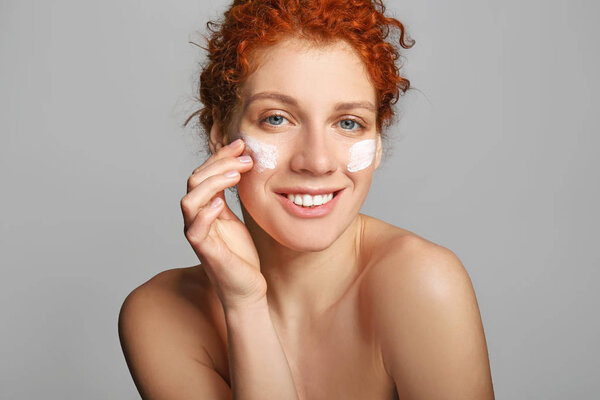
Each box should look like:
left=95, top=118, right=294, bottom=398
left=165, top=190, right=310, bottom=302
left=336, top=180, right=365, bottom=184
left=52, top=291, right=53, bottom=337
left=184, top=0, right=415, bottom=143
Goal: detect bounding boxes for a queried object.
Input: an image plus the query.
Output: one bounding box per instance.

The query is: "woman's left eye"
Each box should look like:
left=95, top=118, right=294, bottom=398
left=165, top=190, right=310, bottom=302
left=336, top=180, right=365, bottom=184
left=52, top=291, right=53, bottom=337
left=339, top=119, right=364, bottom=131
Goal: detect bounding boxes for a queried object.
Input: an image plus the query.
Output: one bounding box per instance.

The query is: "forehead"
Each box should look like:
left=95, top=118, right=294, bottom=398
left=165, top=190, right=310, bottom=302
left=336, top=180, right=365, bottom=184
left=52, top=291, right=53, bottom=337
left=240, top=37, right=376, bottom=104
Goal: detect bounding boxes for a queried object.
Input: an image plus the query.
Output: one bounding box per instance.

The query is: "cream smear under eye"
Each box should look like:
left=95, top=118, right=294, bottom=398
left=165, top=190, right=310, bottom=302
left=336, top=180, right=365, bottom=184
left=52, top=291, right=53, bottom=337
left=347, top=139, right=376, bottom=172
left=240, top=133, right=278, bottom=172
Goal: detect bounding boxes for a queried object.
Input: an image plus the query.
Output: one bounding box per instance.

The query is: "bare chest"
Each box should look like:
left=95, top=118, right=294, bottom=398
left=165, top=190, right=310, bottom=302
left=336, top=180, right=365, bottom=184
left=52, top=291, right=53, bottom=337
left=281, top=321, right=397, bottom=400
left=208, top=297, right=397, bottom=400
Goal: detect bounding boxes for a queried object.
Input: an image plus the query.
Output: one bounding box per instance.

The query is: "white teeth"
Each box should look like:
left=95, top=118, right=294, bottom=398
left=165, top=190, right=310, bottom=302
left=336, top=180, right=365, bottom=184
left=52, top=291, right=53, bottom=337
left=285, top=193, right=334, bottom=207
left=302, top=194, right=313, bottom=207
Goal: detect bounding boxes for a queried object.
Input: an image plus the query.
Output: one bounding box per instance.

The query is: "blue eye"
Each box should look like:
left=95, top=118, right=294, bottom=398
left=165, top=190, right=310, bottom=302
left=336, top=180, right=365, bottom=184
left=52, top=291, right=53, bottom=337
left=339, top=119, right=363, bottom=131
left=265, top=114, right=288, bottom=126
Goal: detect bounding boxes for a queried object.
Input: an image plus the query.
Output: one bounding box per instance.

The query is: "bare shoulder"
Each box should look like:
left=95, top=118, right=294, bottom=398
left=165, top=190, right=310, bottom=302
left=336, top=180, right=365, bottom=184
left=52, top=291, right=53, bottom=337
left=361, top=219, right=479, bottom=337
left=119, top=265, right=219, bottom=339
left=360, top=215, right=471, bottom=294
left=360, top=215, right=495, bottom=398
left=118, top=266, right=231, bottom=398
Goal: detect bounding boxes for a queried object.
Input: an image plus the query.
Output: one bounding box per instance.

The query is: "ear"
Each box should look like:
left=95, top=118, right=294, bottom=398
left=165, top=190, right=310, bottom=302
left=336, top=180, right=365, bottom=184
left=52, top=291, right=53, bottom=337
left=373, top=134, right=383, bottom=170
left=208, top=110, right=228, bottom=154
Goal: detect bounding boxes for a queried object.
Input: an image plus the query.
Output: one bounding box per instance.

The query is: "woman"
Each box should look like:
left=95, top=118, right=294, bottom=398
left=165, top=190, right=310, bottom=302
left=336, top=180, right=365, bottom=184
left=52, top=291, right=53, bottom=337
left=119, top=0, right=495, bottom=399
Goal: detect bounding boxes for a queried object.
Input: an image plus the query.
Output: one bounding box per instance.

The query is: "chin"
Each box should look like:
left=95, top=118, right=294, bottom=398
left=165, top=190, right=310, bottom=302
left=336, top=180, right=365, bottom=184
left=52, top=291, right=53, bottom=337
left=239, top=186, right=358, bottom=253
left=243, top=203, right=345, bottom=252
left=271, top=229, right=340, bottom=253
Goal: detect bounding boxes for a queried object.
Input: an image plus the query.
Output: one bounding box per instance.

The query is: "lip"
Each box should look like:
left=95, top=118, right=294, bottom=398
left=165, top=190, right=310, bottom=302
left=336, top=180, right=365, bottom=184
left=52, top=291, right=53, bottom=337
left=274, top=186, right=343, bottom=196
left=276, top=189, right=344, bottom=218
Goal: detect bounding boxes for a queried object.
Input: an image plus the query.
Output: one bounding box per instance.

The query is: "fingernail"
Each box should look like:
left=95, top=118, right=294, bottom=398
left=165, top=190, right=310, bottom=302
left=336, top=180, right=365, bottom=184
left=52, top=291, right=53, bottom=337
left=224, top=170, right=239, bottom=178
left=237, top=155, right=252, bottom=163
left=228, top=138, right=242, bottom=147
left=210, top=197, right=223, bottom=208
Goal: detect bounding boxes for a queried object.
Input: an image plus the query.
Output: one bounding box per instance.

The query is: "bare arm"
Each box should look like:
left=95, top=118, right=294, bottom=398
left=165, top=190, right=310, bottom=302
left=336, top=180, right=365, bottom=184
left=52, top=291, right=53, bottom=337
left=118, top=278, right=299, bottom=400
left=224, top=298, right=299, bottom=400
left=178, top=137, right=300, bottom=398
left=369, top=238, right=495, bottom=399
left=118, top=282, right=233, bottom=400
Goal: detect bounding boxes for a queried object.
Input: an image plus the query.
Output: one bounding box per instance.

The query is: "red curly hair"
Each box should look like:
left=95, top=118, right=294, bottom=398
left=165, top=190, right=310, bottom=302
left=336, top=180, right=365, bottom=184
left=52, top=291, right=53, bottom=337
left=184, top=0, right=415, bottom=143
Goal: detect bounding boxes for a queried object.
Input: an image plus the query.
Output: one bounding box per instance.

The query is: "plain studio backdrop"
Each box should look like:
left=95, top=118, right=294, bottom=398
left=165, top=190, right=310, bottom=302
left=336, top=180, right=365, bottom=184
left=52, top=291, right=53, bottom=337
left=1, top=0, right=598, bottom=398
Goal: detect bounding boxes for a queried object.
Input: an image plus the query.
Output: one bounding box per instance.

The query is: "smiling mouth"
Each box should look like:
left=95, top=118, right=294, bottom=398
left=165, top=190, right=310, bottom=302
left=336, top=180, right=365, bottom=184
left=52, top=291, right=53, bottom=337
left=277, top=190, right=341, bottom=208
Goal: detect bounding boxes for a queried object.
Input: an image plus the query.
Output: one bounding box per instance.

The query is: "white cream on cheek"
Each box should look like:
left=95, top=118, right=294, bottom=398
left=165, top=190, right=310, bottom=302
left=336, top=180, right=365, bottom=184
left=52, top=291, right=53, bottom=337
left=240, top=133, right=278, bottom=172
left=239, top=133, right=374, bottom=173
left=347, top=139, right=376, bottom=172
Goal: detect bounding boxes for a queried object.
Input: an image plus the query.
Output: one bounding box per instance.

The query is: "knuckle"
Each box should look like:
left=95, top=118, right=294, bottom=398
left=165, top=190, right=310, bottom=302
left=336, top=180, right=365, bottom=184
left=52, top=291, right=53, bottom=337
left=183, top=226, right=193, bottom=241
left=184, top=227, right=197, bottom=241
left=180, top=195, right=190, bottom=211
left=186, top=174, right=201, bottom=191
left=192, top=164, right=204, bottom=174
left=185, top=221, right=208, bottom=245
left=192, top=158, right=212, bottom=175
left=185, top=231, right=202, bottom=246
left=184, top=222, right=203, bottom=241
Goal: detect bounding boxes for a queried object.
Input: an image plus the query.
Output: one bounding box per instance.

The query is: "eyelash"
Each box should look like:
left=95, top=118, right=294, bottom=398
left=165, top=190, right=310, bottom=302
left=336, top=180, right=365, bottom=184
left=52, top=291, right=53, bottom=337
left=260, top=113, right=366, bottom=131
left=338, top=118, right=366, bottom=131
left=261, top=114, right=289, bottom=127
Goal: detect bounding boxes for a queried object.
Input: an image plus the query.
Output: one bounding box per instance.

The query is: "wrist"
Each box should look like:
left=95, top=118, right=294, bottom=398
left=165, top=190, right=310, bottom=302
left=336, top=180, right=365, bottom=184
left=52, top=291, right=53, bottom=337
left=224, top=296, right=269, bottom=319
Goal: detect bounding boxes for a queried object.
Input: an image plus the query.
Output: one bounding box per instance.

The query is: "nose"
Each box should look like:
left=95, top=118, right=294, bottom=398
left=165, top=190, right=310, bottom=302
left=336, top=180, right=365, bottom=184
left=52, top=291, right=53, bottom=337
left=289, top=125, right=337, bottom=176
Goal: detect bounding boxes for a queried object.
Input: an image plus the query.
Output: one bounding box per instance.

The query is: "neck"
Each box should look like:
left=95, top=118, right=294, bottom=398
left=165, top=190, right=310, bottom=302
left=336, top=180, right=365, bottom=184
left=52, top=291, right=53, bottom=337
left=241, top=205, right=367, bottom=325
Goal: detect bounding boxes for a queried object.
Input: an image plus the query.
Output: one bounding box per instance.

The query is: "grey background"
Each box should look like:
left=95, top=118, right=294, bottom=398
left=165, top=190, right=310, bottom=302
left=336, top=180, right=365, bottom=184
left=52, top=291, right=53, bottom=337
left=1, top=0, right=598, bottom=398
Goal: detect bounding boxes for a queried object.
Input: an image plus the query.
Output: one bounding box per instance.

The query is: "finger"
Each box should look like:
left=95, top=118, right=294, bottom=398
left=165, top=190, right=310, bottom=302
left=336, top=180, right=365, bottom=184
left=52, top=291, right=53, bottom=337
left=204, top=186, right=239, bottom=224
left=183, top=154, right=252, bottom=229
left=185, top=198, right=240, bottom=276
left=181, top=169, right=242, bottom=229
left=192, top=138, right=246, bottom=175
left=184, top=196, right=226, bottom=255
left=187, top=153, right=253, bottom=194
left=213, top=190, right=241, bottom=222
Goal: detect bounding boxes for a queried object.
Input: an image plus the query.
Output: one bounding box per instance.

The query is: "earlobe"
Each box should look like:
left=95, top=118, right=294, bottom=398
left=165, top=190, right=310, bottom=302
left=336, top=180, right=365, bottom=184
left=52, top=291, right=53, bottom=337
left=374, top=134, right=382, bottom=170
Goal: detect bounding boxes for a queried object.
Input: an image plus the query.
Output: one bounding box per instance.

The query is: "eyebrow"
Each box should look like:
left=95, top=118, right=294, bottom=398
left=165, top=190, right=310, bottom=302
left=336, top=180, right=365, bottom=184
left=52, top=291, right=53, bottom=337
left=334, top=101, right=377, bottom=113
left=243, top=92, right=298, bottom=110
left=243, top=91, right=376, bottom=114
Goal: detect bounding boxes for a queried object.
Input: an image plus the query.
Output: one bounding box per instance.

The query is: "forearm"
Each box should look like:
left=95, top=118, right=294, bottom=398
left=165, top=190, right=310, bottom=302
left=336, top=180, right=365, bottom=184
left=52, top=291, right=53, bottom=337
left=224, top=297, right=299, bottom=400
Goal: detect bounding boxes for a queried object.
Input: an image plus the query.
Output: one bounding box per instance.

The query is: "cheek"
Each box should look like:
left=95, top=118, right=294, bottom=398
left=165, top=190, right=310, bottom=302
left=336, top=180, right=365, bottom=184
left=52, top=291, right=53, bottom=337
left=239, top=131, right=377, bottom=174
left=240, top=133, right=279, bottom=172
left=237, top=171, right=263, bottom=203
left=236, top=165, right=276, bottom=221
left=346, top=139, right=377, bottom=173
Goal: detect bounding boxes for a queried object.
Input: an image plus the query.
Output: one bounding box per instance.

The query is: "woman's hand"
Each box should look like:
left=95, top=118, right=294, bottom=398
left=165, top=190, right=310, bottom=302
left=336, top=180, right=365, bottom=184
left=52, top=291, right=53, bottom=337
left=181, top=138, right=266, bottom=311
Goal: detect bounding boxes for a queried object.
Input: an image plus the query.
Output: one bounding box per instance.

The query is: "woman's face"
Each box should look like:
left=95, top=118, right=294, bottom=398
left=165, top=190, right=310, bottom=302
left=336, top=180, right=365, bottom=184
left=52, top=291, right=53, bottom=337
left=227, top=37, right=382, bottom=252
